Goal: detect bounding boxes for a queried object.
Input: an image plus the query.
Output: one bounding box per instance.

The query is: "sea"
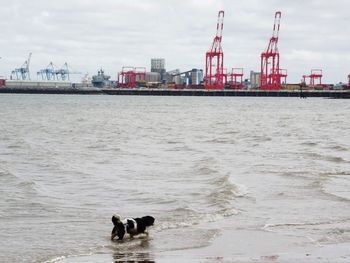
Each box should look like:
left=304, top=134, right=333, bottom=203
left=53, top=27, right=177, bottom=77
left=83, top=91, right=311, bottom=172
left=0, top=94, right=349, bottom=263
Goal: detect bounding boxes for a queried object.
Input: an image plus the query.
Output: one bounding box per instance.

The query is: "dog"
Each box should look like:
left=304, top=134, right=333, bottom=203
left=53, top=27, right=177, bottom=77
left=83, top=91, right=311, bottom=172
left=111, top=214, right=155, bottom=241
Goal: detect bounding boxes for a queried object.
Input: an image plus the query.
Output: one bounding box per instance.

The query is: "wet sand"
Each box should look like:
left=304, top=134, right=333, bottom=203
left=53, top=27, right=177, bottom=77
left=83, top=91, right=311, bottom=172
left=57, top=221, right=350, bottom=263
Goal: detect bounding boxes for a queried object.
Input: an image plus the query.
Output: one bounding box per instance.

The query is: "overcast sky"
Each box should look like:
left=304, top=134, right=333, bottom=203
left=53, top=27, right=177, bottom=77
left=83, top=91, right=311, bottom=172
left=0, top=0, right=349, bottom=83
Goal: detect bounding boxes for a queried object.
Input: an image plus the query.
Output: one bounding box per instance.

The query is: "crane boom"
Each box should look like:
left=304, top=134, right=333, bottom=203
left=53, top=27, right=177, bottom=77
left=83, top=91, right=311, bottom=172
left=27, top=52, right=32, bottom=70
left=210, top=10, right=224, bottom=53
left=266, top=12, right=281, bottom=54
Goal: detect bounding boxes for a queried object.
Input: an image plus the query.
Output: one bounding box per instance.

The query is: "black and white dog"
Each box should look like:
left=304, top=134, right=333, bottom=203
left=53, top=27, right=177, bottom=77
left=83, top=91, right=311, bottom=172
left=111, top=214, right=155, bottom=241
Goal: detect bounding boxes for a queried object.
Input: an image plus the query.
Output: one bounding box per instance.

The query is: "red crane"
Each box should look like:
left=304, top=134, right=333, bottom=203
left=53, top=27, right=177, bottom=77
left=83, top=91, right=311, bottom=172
left=205, top=10, right=225, bottom=90
left=303, top=69, right=323, bottom=89
left=118, top=67, right=146, bottom=88
left=260, top=11, right=287, bottom=90
left=226, top=68, right=244, bottom=89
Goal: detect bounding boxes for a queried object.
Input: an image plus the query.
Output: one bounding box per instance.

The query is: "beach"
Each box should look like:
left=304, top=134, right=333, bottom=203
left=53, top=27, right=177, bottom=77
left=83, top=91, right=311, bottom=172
left=0, top=95, right=349, bottom=263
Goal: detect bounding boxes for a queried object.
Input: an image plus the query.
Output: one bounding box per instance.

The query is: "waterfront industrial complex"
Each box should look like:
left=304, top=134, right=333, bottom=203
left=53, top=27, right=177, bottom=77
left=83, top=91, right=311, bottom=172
left=1, top=10, right=349, bottom=97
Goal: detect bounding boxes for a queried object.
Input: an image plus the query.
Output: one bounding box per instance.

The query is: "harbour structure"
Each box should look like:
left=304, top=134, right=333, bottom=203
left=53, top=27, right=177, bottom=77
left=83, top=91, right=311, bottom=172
left=250, top=71, right=260, bottom=89
left=55, top=63, right=82, bottom=81
left=226, top=68, right=244, bottom=89
left=37, top=62, right=56, bottom=81
left=168, top=69, right=203, bottom=88
left=81, top=73, right=93, bottom=87
left=191, top=69, right=203, bottom=85
left=117, top=66, right=147, bottom=88
left=205, top=10, right=225, bottom=90
left=11, top=53, right=32, bottom=80
left=151, top=58, right=166, bottom=82
left=260, top=12, right=287, bottom=90
left=5, top=80, right=72, bottom=89
left=164, top=69, right=180, bottom=85
left=146, top=72, right=161, bottom=83
left=151, top=58, right=165, bottom=73
left=303, top=69, right=323, bottom=89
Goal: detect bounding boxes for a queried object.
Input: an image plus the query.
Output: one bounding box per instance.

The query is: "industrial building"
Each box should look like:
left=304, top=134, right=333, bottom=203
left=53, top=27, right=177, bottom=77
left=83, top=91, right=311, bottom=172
left=250, top=71, right=260, bottom=89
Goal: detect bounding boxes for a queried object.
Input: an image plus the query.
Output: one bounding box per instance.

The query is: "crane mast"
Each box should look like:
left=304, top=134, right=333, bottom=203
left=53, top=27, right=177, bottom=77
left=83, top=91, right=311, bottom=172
left=260, top=12, right=287, bottom=90
left=205, top=10, right=225, bottom=90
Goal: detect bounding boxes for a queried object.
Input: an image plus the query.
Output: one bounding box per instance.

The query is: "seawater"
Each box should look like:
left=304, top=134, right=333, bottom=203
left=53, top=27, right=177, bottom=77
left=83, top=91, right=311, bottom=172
left=0, top=94, right=349, bottom=262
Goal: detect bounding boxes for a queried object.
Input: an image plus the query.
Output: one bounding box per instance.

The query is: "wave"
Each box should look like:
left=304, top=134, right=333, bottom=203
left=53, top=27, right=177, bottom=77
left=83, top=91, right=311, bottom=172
left=300, top=141, right=318, bottom=147
left=204, top=138, right=237, bottom=144
left=251, top=135, right=272, bottom=142
left=319, top=171, right=350, bottom=177
left=208, top=173, right=248, bottom=203
left=304, top=152, right=348, bottom=164
left=196, top=166, right=218, bottom=176
left=263, top=219, right=350, bottom=230
left=156, top=207, right=238, bottom=232
left=326, top=145, right=349, bottom=152
left=320, top=177, right=350, bottom=202
left=0, top=168, right=17, bottom=179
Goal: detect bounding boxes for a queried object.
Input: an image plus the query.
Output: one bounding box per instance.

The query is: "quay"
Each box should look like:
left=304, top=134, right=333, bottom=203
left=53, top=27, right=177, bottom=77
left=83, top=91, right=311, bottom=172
left=102, top=88, right=350, bottom=98
left=1, top=87, right=350, bottom=98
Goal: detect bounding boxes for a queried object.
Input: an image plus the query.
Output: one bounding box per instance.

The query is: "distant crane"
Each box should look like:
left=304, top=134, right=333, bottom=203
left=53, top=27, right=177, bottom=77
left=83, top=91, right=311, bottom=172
left=55, top=63, right=81, bottom=81
left=205, top=10, right=225, bottom=90
left=260, top=12, right=287, bottom=90
left=303, top=69, right=323, bottom=89
left=226, top=68, right=244, bottom=89
left=11, top=52, right=32, bottom=80
left=117, top=66, right=146, bottom=88
left=37, top=62, right=56, bottom=81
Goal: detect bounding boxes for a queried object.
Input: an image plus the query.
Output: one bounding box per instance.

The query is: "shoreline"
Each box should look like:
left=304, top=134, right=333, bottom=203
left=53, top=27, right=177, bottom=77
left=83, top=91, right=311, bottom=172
left=55, top=231, right=350, bottom=263
left=55, top=218, right=350, bottom=263
left=1, top=87, right=350, bottom=98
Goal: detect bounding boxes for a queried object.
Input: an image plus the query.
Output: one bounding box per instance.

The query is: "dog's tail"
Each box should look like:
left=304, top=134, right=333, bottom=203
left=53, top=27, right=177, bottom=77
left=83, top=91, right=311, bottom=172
left=142, top=216, right=155, bottom=227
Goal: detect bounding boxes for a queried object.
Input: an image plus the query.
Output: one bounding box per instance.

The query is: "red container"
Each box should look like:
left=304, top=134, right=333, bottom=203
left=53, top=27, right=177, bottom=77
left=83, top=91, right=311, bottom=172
left=0, top=79, right=5, bottom=87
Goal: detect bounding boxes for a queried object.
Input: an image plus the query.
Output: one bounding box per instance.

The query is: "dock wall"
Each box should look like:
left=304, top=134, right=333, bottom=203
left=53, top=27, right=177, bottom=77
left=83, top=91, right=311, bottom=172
left=0, top=87, right=350, bottom=98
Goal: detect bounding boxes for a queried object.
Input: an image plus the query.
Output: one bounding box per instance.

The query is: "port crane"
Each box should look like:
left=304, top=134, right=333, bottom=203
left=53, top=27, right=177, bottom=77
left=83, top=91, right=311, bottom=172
left=260, top=12, right=287, bottom=90
left=226, top=68, right=244, bottom=89
left=55, top=63, right=81, bottom=81
left=303, top=69, right=323, bottom=89
left=11, top=53, right=32, bottom=80
left=37, top=62, right=56, bottom=81
left=205, top=10, right=225, bottom=90
left=117, top=66, right=146, bottom=88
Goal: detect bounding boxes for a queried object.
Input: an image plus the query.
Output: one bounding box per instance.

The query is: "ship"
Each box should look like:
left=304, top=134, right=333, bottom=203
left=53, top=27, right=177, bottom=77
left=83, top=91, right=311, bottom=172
left=91, top=69, right=111, bottom=88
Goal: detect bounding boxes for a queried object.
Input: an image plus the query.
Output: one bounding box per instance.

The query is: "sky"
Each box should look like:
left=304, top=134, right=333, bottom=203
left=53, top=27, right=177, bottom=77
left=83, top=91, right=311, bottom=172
left=0, top=0, right=349, bottom=83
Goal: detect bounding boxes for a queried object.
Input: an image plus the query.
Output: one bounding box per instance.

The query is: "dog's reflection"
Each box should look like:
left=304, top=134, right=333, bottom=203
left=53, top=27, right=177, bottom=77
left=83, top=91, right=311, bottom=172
left=112, top=238, right=154, bottom=263
left=113, top=251, right=155, bottom=263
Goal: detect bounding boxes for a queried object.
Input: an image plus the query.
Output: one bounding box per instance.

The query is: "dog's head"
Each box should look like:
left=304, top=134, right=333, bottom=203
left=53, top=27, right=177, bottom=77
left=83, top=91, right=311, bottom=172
left=141, top=216, right=155, bottom=227
left=112, top=214, right=122, bottom=225
left=111, top=214, right=125, bottom=240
